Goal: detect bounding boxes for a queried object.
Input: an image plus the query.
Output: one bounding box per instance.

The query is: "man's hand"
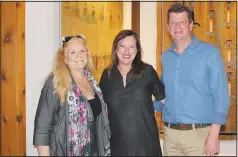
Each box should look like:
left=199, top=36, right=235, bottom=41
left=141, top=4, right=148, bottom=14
left=203, top=134, right=220, bottom=156
left=203, top=124, right=221, bottom=156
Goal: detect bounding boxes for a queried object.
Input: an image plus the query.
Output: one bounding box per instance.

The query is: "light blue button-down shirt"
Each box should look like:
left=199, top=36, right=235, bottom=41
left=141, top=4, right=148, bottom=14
left=154, top=35, right=230, bottom=124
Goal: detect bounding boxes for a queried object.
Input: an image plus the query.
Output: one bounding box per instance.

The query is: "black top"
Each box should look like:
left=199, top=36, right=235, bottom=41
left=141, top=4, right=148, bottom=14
left=88, top=94, right=102, bottom=119
left=99, top=63, right=165, bottom=156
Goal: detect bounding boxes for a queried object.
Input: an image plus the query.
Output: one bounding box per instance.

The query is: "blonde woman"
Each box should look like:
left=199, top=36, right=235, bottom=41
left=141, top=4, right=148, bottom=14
left=33, top=35, right=111, bottom=156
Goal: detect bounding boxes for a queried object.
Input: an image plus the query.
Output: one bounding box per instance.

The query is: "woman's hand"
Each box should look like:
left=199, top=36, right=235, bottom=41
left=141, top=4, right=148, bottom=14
left=36, top=146, right=50, bottom=156
left=160, top=99, right=165, bottom=104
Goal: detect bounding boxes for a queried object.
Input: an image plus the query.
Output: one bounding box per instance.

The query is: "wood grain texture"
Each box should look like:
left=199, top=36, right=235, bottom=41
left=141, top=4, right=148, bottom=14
left=1, top=2, right=25, bottom=155
left=132, top=2, right=140, bottom=38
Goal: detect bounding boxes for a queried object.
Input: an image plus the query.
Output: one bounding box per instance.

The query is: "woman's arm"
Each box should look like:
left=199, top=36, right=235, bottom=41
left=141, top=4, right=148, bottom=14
left=33, top=84, right=59, bottom=156
left=150, top=66, right=165, bottom=101
left=36, top=146, right=50, bottom=156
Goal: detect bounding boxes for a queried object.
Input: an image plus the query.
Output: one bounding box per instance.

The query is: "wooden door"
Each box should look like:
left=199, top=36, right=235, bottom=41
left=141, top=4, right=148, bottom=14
left=156, top=1, right=237, bottom=140
left=0, top=2, right=26, bottom=155
left=132, top=2, right=140, bottom=38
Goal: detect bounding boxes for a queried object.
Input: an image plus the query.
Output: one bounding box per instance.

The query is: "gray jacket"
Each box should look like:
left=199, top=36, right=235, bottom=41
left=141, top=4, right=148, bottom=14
left=33, top=76, right=111, bottom=156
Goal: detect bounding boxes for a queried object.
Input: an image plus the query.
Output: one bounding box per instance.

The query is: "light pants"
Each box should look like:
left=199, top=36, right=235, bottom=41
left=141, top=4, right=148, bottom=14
left=163, top=125, right=210, bottom=156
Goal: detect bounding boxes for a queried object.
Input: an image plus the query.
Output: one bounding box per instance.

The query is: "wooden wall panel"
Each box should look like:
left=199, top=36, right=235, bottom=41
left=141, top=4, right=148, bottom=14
left=156, top=2, right=237, bottom=140
left=219, top=2, right=237, bottom=140
left=155, top=2, right=163, bottom=139
left=132, top=2, right=140, bottom=38
left=204, top=2, right=219, bottom=46
left=61, top=2, right=123, bottom=82
left=0, top=2, right=1, bottom=154
left=187, top=2, right=206, bottom=41
left=0, top=2, right=25, bottom=156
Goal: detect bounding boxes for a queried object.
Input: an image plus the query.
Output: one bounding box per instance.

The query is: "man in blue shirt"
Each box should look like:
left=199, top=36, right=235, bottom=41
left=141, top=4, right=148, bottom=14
left=154, top=3, right=230, bottom=156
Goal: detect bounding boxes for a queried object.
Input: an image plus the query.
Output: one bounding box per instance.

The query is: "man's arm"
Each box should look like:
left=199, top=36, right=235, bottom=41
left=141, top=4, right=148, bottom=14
left=204, top=48, right=231, bottom=156
left=208, top=48, right=230, bottom=125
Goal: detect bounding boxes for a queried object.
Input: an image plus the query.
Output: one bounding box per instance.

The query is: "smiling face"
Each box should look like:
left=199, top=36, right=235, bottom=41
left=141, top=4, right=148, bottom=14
left=64, top=38, right=88, bottom=72
left=168, top=12, right=193, bottom=42
left=116, top=36, right=137, bottom=66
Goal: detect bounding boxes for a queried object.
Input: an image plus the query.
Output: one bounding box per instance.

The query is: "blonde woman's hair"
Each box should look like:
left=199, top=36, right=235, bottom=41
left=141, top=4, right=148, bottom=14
left=52, top=37, right=95, bottom=104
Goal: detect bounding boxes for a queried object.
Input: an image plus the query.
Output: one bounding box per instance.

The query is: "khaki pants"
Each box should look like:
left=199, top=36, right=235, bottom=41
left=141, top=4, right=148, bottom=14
left=163, top=125, right=210, bottom=156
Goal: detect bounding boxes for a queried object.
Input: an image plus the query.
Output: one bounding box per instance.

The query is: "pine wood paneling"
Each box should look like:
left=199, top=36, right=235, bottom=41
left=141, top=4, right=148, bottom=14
left=1, top=2, right=25, bottom=156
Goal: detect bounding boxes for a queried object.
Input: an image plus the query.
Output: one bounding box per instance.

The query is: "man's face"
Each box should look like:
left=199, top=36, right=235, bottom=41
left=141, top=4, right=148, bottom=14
left=168, top=12, right=193, bottom=42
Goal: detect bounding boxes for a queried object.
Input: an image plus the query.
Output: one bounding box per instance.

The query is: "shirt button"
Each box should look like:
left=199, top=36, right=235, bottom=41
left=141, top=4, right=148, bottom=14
left=177, top=68, right=179, bottom=70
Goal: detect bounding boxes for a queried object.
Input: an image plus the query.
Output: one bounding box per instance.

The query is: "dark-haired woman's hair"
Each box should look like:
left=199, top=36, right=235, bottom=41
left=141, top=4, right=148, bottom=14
left=107, top=29, right=144, bottom=79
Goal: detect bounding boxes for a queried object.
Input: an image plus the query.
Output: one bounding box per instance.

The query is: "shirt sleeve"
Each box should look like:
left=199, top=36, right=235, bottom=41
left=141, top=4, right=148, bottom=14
left=150, top=66, right=165, bottom=101
left=33, top=85, right=59, bottom=146
left=208, top=48, right=230, bottom=124
left=153, top=99, right=164, bottom=112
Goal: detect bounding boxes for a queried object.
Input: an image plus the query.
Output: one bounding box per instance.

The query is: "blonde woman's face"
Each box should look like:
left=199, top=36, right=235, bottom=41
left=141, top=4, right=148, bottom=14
left=64, top=38, right=88, bottom=71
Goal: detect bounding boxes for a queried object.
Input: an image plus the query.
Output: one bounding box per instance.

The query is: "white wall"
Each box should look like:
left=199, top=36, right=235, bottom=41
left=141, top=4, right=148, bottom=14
left=25, top=2, right=60, bottom=155
left=140, top=2, right=157, bottom=69
left=123, top=2, right=132, bottom=30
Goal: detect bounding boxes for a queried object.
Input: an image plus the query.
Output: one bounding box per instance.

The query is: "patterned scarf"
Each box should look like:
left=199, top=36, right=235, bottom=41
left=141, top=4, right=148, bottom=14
left=67, top=69, right=110, bottom=156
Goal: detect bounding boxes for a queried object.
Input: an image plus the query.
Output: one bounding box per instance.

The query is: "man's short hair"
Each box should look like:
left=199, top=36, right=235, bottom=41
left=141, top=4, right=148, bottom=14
left=167, top=3, right=193, bottom=23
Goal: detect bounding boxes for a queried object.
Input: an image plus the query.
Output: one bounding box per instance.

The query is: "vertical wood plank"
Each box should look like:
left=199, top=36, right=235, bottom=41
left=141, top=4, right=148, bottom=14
left=1, top=2, right=25, bottom=155
left=156, top=2, right=162, bottom=76
left=155, top=2, right=163, bottom=139
left=16, top=2, right=26, bottom=155
left=162, top=1, right=174, bottom=51
left=132, top=2, right=140, bottom=38
left=0, top=2, right=1, bottom=155
left=1, top=3, right=17, bottom=155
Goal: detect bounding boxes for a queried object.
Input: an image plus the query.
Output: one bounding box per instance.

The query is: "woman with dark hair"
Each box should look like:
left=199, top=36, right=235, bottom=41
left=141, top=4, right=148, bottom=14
left=99, top=30, right=165, bottom=156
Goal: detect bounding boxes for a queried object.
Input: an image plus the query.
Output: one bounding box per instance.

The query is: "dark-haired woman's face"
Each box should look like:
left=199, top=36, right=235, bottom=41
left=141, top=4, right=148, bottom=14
left=116, top=36, right=137, bottom=66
